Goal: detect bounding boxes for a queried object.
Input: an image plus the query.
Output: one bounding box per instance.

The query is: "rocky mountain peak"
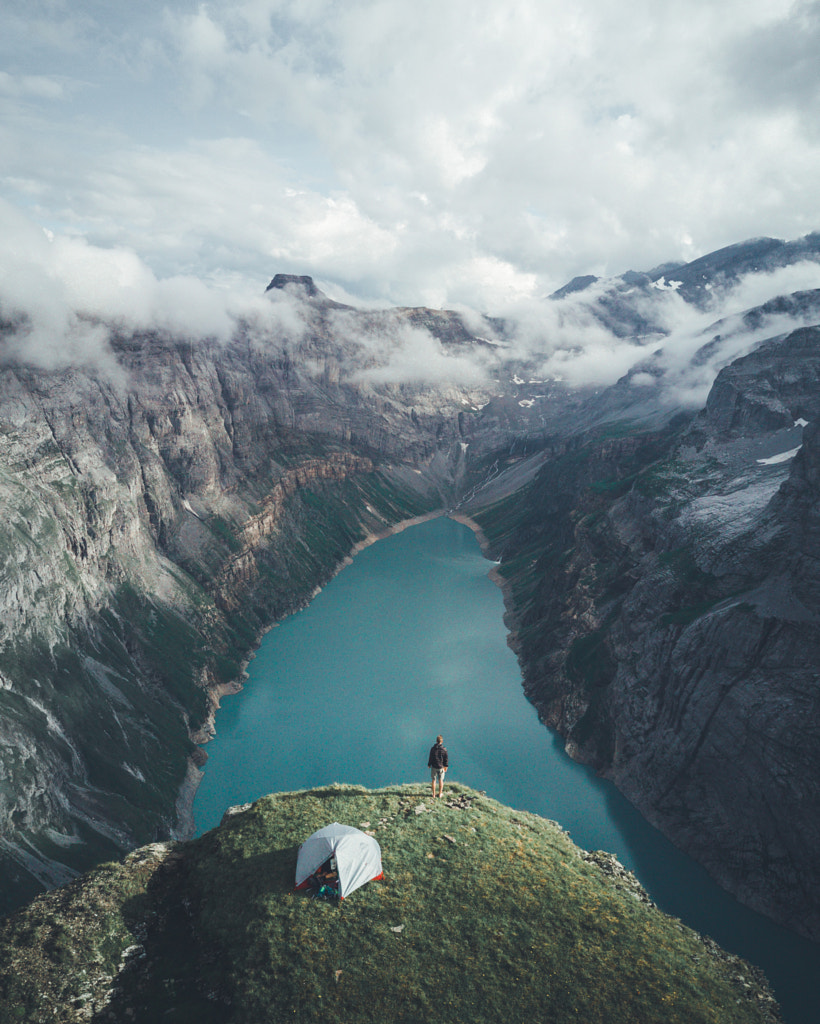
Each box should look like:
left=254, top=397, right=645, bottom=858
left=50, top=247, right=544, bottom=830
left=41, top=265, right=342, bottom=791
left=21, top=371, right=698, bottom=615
left=265, top=273, right=324, bottom=299
left=550, top=274, right=599, bottom=300
left=265, top=273, right=354, bottom=309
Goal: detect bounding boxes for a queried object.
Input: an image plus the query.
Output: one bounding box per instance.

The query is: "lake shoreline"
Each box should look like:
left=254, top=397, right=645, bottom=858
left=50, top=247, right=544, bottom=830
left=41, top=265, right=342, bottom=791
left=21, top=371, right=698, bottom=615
left=449, top=512, right=521, bottom=652
left=174, top=508, right=447, bottom=838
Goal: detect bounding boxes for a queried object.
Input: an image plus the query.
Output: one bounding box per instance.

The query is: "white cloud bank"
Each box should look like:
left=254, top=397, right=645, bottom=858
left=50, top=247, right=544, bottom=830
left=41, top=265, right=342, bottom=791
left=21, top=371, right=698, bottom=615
left=4, top=198, right=820, bottom=405
left=0, top=200, right=300, bottom=369
left=1, top=0, right=820, bottom=312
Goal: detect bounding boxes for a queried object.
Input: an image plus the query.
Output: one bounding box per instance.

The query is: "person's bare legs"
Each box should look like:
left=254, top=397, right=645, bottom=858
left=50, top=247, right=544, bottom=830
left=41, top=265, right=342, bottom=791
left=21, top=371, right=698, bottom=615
left=438, top=772, right=445, bottom=798
left=431, top=775, right=436, bottom=799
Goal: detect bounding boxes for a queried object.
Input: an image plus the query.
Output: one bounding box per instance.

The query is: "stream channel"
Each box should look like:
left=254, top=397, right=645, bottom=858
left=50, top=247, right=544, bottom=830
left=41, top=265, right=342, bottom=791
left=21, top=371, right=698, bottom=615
left=193, top=515, right=819, bottom=1023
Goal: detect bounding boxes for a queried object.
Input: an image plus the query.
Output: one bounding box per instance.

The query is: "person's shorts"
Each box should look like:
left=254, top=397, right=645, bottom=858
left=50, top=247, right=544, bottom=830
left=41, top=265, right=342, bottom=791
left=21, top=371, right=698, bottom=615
left=431, top=767, right=446, bottom=782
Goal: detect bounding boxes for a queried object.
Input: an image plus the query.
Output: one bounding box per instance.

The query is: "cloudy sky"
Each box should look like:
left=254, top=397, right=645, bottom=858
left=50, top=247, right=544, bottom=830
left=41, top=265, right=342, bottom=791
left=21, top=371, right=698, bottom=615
left=2, top=0, right=820, bottom=315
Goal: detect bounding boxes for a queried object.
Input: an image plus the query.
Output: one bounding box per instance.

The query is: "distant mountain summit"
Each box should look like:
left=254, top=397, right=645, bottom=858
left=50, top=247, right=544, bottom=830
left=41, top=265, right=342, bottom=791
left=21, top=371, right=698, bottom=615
left=550, top=274, right=600, bottom=300
left=265, top=273, right=353, bottom=309
left=550, top=231, right=820, bottom=311
left=265, top=273, right=323, bottom=297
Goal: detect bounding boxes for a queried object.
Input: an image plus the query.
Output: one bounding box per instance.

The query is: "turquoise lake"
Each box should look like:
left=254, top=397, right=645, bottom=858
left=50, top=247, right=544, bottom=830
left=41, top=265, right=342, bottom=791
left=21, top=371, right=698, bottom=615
left=193, top=515, right=818, bottom=1024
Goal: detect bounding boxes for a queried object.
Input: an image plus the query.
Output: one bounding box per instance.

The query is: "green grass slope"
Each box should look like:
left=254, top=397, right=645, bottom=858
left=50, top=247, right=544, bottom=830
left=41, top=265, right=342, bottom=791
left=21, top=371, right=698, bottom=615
left=0, top=784, right=779, bottom=1024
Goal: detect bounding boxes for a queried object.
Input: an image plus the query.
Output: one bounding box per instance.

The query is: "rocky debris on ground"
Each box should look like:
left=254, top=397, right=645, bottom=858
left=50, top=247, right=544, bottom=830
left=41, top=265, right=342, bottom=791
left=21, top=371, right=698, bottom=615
left=579, top=849, right=782, bottom=1023
left=693, top=937, right=782, bottom=1024
left=360, top=816, right=395, bottom=833
left=580, top=850, right=654, bottom=906
left=444, top=793, right=479, bottom=810
left=221, top=803, right=253, bottom=824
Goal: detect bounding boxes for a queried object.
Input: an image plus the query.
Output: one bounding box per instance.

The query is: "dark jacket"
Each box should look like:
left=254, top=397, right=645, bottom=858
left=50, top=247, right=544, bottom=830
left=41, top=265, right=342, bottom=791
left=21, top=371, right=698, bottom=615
left=428, top=742, right=448, bottom=769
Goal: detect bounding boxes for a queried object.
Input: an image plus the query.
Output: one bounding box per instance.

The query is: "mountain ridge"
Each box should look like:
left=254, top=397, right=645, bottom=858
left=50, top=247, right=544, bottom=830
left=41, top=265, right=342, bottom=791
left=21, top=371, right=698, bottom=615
left=0, top=784, right=781, bottom=1024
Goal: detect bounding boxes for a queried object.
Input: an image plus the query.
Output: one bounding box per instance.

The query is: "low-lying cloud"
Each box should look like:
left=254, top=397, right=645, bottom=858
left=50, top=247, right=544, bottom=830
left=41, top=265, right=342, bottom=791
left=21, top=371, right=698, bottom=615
left=328, top=310, right=493, bottom=387
left=3, top=202, right=820, bottom=413
left=568, top=262, right=820, bottom=409
left=0, top=201, right=301, bottom=370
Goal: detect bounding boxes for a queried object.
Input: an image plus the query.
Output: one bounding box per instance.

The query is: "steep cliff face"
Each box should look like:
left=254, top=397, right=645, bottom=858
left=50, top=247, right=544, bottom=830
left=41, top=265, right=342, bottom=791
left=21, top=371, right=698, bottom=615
left=703, top=327, right=820, bottom=437
left=0, top=299, right=521, bottom=912
left=475, top=326, right=820, bottom=938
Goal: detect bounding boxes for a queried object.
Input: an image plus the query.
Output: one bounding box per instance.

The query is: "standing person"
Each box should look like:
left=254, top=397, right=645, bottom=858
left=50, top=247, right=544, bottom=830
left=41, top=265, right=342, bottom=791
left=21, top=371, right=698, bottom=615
left=428, top=735, right=448, bottom=799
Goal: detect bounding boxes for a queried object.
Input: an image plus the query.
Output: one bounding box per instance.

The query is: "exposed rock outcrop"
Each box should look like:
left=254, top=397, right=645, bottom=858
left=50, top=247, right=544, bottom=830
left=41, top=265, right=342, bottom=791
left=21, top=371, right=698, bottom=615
left=703, top=328, right=820, bottom=438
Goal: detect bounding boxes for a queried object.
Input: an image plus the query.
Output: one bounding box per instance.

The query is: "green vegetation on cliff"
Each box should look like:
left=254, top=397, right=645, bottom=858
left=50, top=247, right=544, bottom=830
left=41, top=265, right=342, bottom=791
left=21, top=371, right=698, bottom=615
left=0, top=784, right=779, bottom=1024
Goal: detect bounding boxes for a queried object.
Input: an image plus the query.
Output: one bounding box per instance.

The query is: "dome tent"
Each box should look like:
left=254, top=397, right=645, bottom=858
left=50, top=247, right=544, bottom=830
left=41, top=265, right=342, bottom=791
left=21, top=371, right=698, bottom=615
left=295, top=822, right=383, bottom=899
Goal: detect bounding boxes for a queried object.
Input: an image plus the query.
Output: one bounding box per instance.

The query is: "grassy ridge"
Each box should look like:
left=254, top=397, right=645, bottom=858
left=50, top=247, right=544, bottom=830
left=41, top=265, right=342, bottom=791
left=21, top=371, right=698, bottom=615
left=0, top=784, right=778, bottom=1024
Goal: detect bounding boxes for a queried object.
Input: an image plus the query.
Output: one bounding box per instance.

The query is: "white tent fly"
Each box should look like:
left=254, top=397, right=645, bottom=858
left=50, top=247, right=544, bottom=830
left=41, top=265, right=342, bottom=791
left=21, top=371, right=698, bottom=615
left=295, top=822, right=383, bottom=899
